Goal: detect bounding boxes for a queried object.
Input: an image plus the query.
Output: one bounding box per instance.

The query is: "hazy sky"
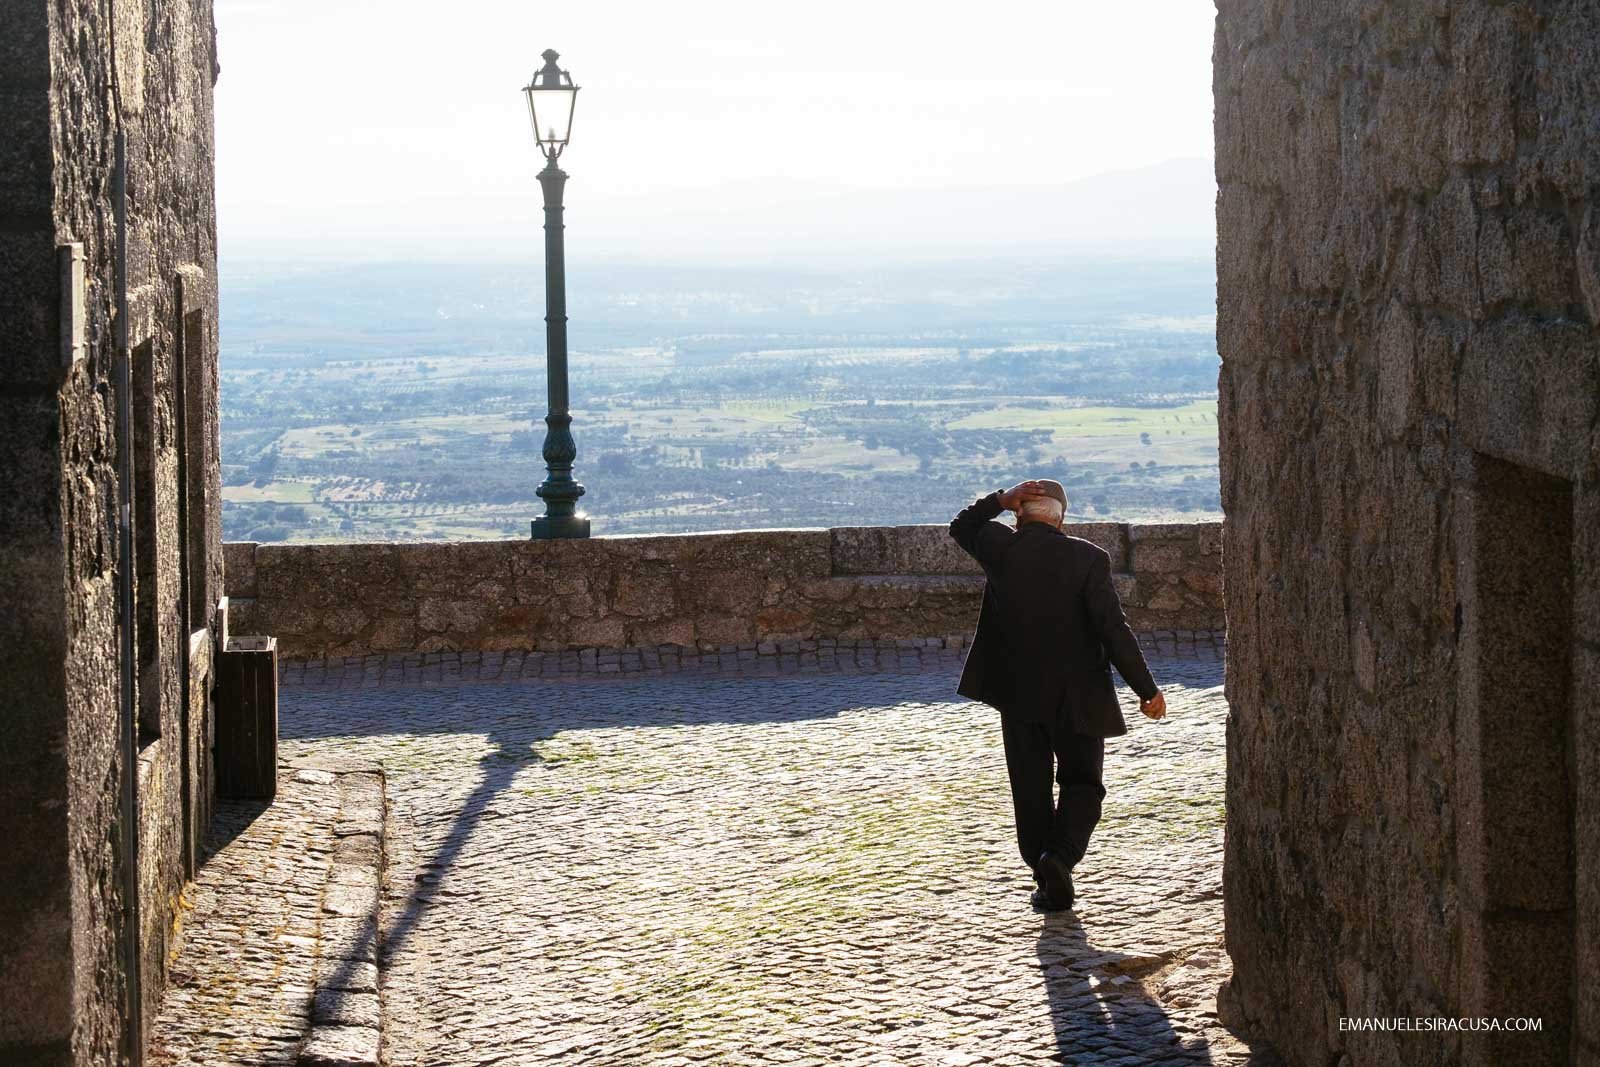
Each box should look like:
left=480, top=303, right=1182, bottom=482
left=214, top=1, right=1216, bottom=264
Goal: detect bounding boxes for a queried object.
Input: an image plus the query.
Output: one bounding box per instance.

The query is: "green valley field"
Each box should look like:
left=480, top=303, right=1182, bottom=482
left=220, top=259, right=1222, bottom=542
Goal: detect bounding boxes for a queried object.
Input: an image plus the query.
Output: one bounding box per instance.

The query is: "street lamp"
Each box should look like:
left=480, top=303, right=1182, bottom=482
left=523, top=48, right=590, bottom=539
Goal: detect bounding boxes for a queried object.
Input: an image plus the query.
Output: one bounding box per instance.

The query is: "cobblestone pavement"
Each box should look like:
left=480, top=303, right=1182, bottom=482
left=148, top=777, right=335, bottom=1066
left=281, top=644, right=1272, bottom=1066
left=149, top=762, right=388, bottom=1067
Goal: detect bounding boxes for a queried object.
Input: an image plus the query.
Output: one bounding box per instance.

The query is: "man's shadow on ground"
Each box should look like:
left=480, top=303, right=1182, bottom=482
left=1037, top=912, right=1280, bottom=1064
left=1036, top=912, right=1207, bottom=1063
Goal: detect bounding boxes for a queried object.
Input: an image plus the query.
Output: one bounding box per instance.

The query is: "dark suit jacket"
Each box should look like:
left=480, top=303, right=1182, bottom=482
left=948, top=491, right=1158, bottom=737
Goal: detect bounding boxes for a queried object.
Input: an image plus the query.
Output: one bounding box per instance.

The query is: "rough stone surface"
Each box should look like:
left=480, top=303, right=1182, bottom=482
left=147, top=761, right=387, bottom=1067
left=278, top=649, right=1274, bottom=1064
left=0, top=1, right=223, bottom=1062
left=147, top=776, right=336, bottom=1066
left=224, top=521, right=1223, bottom=659
left=1215, top=3, right=1600, bottom=1065
left=296, top=1025, right=380, bottom=1067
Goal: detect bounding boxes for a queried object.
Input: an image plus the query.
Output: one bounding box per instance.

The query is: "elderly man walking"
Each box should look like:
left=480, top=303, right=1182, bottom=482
left=949, top=479, right=1166, bottom=912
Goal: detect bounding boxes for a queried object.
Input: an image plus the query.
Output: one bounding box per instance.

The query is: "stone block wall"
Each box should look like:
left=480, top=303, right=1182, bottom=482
left=1216, top=3, right=1600, bottom=1065
left=222, top=521, right=1222, bottom=660
left=0, top=1, right=223, bottom=1063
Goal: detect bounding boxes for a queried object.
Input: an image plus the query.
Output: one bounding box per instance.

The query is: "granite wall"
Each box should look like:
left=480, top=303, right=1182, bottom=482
left=222, top=521, right=1223, bottom=660
left=0, top=1, right=223, bottom=1063
left=1216, top=3, right=1600, bottom=1065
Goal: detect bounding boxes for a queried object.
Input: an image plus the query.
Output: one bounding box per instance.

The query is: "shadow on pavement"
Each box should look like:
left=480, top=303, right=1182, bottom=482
left=1036, top=913, right=1211, bottom=1063
left=204, top=796, right=273, bottom=856
left=277, top=665, right=975, bottom=741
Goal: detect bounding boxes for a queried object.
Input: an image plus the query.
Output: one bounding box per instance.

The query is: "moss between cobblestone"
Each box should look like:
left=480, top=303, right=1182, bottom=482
left=526, top=737, right=603, bottom=766
left=1100, top=795, right=1225, bottom=844
left=165, top=886, right=194, bottom=970
left=632, top=782, right=977, bottom=1046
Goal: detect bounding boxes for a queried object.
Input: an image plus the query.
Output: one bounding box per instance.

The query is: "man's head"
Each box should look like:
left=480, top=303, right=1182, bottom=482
left=1017, top=479, right=1068, bottom=528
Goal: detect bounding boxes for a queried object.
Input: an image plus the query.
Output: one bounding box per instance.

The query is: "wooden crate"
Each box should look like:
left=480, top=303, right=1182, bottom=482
left=214, top=635, right=278, bottom=799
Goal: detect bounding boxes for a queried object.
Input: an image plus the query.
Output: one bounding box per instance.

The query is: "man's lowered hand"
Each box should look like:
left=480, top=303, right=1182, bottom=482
left=1140, top=691, right=1167, bottom=721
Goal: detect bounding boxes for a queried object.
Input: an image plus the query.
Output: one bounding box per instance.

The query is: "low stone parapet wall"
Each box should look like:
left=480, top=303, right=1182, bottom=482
left=223, top=522, right=1222, bottom=660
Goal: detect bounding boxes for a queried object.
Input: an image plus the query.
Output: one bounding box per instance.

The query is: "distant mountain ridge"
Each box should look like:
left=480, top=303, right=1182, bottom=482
left=588, top=157, right=1218, bottom=266
left=223, top=158, right=1217, bottom=268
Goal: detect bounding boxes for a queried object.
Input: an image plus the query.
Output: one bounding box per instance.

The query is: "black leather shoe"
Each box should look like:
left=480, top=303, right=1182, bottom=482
left=1037, top=850, right=1075, bottom=910
left=1030, top=887, right=1070, bottom=913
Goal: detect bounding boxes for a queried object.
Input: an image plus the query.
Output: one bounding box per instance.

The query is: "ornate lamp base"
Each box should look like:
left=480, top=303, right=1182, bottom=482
left=530, top=512, right=591, bottom=540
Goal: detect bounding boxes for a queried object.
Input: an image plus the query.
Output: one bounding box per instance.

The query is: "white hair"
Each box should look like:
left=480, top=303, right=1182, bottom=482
left=1018, top=497, right=1064, bottom=524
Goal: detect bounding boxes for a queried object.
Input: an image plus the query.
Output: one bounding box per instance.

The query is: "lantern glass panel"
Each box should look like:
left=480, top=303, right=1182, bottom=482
left=526, top=86, right=576, bottom=146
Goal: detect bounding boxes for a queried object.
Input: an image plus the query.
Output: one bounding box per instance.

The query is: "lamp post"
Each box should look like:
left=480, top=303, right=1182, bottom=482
left=523, top=49, right=590, bottom=539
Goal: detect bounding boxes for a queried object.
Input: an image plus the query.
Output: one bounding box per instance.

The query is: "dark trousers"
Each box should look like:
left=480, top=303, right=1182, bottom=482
left=999, top=713, right=1106, bottom=872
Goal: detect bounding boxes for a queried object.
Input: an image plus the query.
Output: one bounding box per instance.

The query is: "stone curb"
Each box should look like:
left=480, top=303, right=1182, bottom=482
left=276, top=630, right=1227, bottom=689
left=296, top=766, right=387, bottom=1067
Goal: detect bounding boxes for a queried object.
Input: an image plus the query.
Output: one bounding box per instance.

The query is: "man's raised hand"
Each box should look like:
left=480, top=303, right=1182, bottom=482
left=1140, top=691, right=1167, bottom=721
left=998, top=480, right=1052, bottom=512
